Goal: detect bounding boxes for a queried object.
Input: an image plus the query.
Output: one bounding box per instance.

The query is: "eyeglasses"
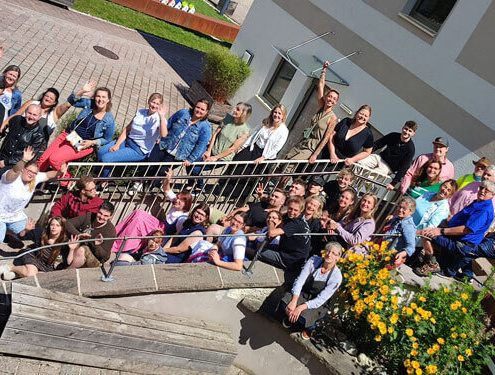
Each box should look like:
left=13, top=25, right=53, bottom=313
left=24, top=169, right=38, bottom=176
left=195, top=210, right=207, bottom=217
left=84, top=187, right=97, bottom=192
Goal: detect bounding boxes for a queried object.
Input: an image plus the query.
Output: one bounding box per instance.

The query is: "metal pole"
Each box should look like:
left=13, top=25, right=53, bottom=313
left=219, top=0, right=230, bottom=15
left=242, top=239, right=268, bottom=276
left=101, top=237, right=127, bottom=282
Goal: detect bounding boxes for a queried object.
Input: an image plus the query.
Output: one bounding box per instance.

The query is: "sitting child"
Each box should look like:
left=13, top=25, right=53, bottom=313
left=382, top=196, right=417, bottom=268
left=114, top=230, right=167, bottom=266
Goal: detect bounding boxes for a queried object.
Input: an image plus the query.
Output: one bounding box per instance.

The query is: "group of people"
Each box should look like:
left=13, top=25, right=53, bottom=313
left=0, top=56, right=494, bottom=340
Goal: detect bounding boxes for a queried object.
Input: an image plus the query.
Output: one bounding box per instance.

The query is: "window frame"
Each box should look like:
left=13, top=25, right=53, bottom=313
left=408, top=0, right=457, bottom=32
left=262, top=59, right=297, bottom=107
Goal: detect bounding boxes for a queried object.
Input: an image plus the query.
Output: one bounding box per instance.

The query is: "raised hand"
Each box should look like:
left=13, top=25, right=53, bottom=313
left=23, top=146, right=35, bottom=162
left=158, top=104, right=168, bottom=117
left=68, top=234, right=80, bottom=251
left=25, top=218, right=36, bottom=232
left=94, top=233, right=104, bottom=246
left=82, top=81, right=97, bottom=95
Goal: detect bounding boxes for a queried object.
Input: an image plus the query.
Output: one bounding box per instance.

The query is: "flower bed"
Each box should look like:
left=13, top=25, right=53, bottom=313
left=336, top=242, right=495, bottom=374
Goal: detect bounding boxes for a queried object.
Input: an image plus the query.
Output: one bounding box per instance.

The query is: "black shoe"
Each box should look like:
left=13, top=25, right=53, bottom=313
left=454, top=273, right=473, bottom=284
left=282, top=317, right=292, bottom=328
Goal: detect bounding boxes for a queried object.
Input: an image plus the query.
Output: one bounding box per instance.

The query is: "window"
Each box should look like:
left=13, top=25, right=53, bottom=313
left=409, top=0, right=457, bottom=32
left=263, top=59, right=296, bottom=106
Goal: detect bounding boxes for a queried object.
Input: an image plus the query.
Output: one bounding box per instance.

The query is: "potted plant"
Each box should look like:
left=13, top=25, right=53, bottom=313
left=187, top=46, right=251, bottom=122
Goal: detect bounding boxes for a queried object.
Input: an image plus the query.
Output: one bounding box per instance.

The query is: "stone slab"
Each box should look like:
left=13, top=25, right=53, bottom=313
left=78, top=266, right=157, bottom=297
left=37, top=269, right=79, bottom=295
left=154, top=263, right=223, bottom=292
left=219, top=261, right=282, bottom=289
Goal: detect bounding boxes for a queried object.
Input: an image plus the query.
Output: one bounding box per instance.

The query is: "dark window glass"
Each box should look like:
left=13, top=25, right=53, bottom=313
left=410, top=0, right=457, bottom=32
left=263, top=60, right=296, bottom=106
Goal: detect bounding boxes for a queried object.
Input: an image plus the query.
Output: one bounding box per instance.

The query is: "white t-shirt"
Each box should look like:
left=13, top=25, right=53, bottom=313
left=128, top=109, right=163, bottom=155
left=255, top=126, right=272, bottom=149
left=164, top=190, right=187, bottom=232
left=0, top=91, right=12, bottom=122
left=0, top=171, right=47, bottom=222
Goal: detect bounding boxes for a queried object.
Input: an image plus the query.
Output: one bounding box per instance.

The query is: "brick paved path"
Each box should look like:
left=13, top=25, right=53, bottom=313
left=0, top=0, right=205, bottom=129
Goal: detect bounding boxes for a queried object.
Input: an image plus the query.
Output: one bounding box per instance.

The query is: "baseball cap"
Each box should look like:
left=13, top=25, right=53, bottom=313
left=432, top=137, right=449, bottom=147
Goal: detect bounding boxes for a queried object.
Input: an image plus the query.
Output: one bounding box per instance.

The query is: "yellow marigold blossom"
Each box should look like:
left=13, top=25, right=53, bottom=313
left=384, top=256, right=391, bottom=261
left=375, top=335, right=381, bottom=342
left=425, top=365, right=437, bottom=374
left=388, top=326, right=394, bottom=334
left=390, top=279, right=395, bottom=285
left=466, top=348, right=472, bottom=356
left=427, top=348, right=435, bottom=355
left=451, top=327, right=456, bottom=331
left=404, top=359, right=411, bottom=367
left=380, top=295, right=388, bottom=302
left=411, top=303, right=418, bottom=309
left=411, top=361, right=420, bottom=369
left=452, top=332, right=459, bottom=339
left=458, top=355, right=465, bottom=362
left=406, top=328, right=414, bottom=336
left=412, top=342, right=419, bottom=349
left=380, top=327, right=387, bottom=335
left=378, top=322, right=386, bottom=330
left=451, top=303, right=458, bottom=310
left=443, top=288, right=450, bottom=293
left=462, top=307, right=467, bottom=313
left=411, top=336, right=417, bottom=342
left=461, top=333, right=467, bottom=339
left=461, top=293, right=468, bottom=300
left=406, top=307, right=414, bottom=315
left=411, top=350, right=418, bottom=356
left=430, top=318, right=436, bottom=324
left=376, top=302, right=384, bottom=310
left=432, top=344, right=440, bottom=351
left=391, top=296, right=398, bottom=304
left=437, top=338, right=445, bottom=345
left=419, top=296, right=426, bottom=302
left=416, top=369, right=423, bottom=375
left=390, top=314, right=399, bottom=324
left=407, top=369, right=414, bottom=375
left=414, top=315, right=421, bottom=322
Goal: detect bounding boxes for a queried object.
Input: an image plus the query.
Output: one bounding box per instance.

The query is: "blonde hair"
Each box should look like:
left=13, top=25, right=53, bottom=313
left=235, top=102, right=252, bottom=124
left=343, top=193, right=377, bottom=225
left=262, top=104, right=287, bottom=129
left=305, top=195, right=324, bottom=219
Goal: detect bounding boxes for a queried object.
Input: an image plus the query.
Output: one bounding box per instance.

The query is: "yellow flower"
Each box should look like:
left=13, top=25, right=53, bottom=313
left=427, top=348, right=435, bottom=355
left=466, top=348, right=472, bottom=356
left=416, top=369, right=423, bottom=375
left=376, top=301, right=384, bottom=310
left=384, top=256, right=391, bottom=261
left=388, top=326, right=394, bottom=334
left=404, top=359, right=411, bottom=367
left=444, top=288, right=450, bottom=293
left=461, top=293, right=468, bottom=300
left=425, top=365, right=437, bottom=374
left=433, top=344, right=440, bottom=351
left=430, top=318, right=436, bottom=324
left=419, top=296, right=426, bottom=302
left=411, top=350, right=418, bottom=357
left=411, top=361, right=420, bottom=369
left=390, top=313, right=399, bottom=324
left=411, top=336, right=417, bottom=342
left=375, top=335, right=382, bottom=342
left=406, top=328, right=414, bottom=336
left=414, top=315, right=421, bottom=322
left=458, top=355, right=465, bottom=362
left=451, top=327, right=456, bottom=331
left=390, top=279, right=395, bottom=285
left=412, top=342, right=419, bottom=349
left=452, top=332, right=459, bottom=339
left=437, top=338, right=445, bottom=345
left=451, top=303, right=458, bottom=310
left=462, top=307, right=467, bottom=313
left=407, top=369, right=414, bottom=375
left=461, top=333, right=467, bottom=339
left=411, top=302, right=418, bottom=309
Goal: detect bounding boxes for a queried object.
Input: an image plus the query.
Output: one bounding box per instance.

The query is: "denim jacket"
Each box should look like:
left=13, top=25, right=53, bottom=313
left=67, top=93, right=115, bottom=146
left=159, top=109, right=211, bottom=162
left=0, top=77, right=22, bottom=115
left=385, top=215, right=417, bottom=256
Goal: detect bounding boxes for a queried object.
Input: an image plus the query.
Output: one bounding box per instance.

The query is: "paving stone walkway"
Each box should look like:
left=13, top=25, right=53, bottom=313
left=0, top=0, right=205, bottom=129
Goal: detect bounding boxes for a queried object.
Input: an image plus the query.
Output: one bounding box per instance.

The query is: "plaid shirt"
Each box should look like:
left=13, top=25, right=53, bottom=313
left=51, top=191, right=104, bottom=219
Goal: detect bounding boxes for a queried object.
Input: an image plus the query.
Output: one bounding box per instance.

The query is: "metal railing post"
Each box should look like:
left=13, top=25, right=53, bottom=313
left=101, top=237, right=127, bottom=282
left=242, top=239, right=269, bottom=276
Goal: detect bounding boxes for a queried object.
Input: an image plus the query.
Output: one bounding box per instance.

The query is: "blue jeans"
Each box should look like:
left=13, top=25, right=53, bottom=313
left=98, top=138, right=146, bottom=177
left=433, top=236, right=475, bottom=277
left=457, top=237, right=495, bottom=279
left=186, top=157, right=223, bottom=188
left=0, top=219, right=27, bottom=243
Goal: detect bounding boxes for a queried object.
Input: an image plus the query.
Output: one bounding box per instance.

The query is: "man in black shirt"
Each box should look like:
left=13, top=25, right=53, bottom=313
left=258, top=196, right=311, bottom=270
left=323, top=167, right=355, bottom=210
left=0, top=104, right=45, bottom=175
left=358, top=120, right=417, bottom=190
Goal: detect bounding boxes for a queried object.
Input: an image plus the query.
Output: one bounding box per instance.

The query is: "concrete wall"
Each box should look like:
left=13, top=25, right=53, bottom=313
left=230, top=0, right=495, bottom=176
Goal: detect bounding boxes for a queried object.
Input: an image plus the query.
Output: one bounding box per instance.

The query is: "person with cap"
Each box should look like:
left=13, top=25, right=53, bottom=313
left=307, top=175, right=326, bottom=200
left=415, top=180, right=495, bottom=280
left=400, top=137, right=455, bottom=195
left=358, top=121, right=417, bottom=190
left=456, top=157, right=491, bottom=191
left=450, top=165, right=495, bottom=217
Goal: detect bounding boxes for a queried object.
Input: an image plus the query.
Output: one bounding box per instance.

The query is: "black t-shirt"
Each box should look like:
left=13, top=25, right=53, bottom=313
left=246, top=201, right=270, bottom=229
left=333, top=117, right=374, bottom=159
left=373, top=132, right=415, bottom=185
left=278, top=215, right=311, bottom=269
left=323, top=180, right=340, bottom=208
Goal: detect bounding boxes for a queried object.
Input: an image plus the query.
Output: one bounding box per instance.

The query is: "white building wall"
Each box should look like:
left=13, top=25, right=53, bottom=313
left=231, top=0, right=492, bottom=176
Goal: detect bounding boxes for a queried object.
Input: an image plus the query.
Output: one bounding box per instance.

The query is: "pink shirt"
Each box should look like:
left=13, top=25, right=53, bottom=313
left=449, top=181, right=495, bottom=216
left=400, top=153, right=455, bottom=194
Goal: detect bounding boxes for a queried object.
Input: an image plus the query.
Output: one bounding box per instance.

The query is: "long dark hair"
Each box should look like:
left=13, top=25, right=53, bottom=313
left=38, top=87, right=60, bottom=113
left=40, top=216, right=67, bottom=266
left=411, top=159, right=442, bottom=187
left=189, top=98, right=211, bottom=121
left=92, top=87, right=112, bottom=112
left=188, top=203, right=210, bottom=227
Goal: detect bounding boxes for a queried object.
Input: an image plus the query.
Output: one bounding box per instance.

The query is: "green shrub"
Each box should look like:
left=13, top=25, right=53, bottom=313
left=202, top=46, right=251, bottom=102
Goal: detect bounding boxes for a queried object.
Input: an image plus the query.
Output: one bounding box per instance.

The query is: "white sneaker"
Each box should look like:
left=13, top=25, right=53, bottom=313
left=0, top=263, right=11, bottom=275
left=2, top=271, right=16, bottom=281
left=128, top=182, right=143, bottom=196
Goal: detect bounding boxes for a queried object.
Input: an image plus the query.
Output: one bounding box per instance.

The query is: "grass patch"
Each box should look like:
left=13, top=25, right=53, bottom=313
left=186, top=1, right=234, bottom=23
left=73, top=0, right=231, bottom=53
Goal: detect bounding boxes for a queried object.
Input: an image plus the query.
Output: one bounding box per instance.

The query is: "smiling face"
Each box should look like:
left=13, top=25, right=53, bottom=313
left=94, top=89, right=110, bottom=111
left=323, top=245, right=341, bottom=266
left=308, top=182, right=323, bottom=195
left=397, top=201, right=414, bottom=220
left=474, top=163, right=487, bottom=178
left=325, top=91, right=339, bottom=109
left=478, top=185, right=495, bottom=201
left=173, top=195, right=187, bottom=211
left=49, top=219, right=63, bottom=238
left=286, top=202, right=303, bottom=219
left=337, top=174, right=353, bottom=190
left=483, top=168, right=495, bottom=182
left=433, top=143, right=449, bottom=159
left=359, top=195, right=376, bottom=215
left=267, top=211, right=282, bottom=227
left=269, top=191, right=286, bottom=208
left=21, top=164, right=39, bottom=184
left=147, top=238, right=162, bottom=252
left=305, top=198, right=321, bottom=218
left=148, top=98, right=162, bottom=114
left=271, top=107, right=284, bottom=125
left=232, top=104, right=243, bottom=120
left=4, top=70, right=19, bottom=87
left=401, top=125, right=416, bottom=142
left=192, top=208, right=208, bottom=224
left=426, top=162, right=441, bottom=180
left=437, top=182, right=456, bottom=199
left=192, top=101, right=209, bottom=120
left=95, top=209, right=113, bottom=226
left=41, top=91, right=57, bottom=108
left=338, top=190, right=355, bottom=209
left=289, top=183, right=305, bottom=197
left=355, top=108, right=371, bottom=126
left=81, top=181, right=97, bottom=200
left=230, top=214, right=246, bottom=233
left=25, top=105, right=42, bottom=126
